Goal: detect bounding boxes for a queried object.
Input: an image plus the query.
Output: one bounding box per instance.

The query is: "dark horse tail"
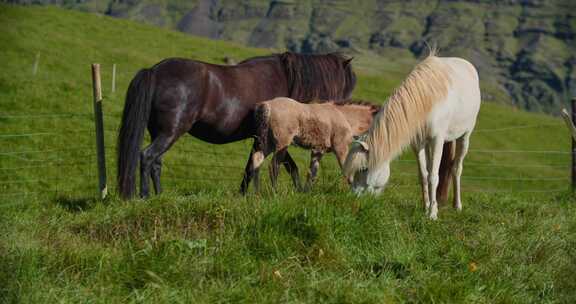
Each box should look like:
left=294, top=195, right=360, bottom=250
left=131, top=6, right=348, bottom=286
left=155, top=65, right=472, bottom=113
left=117, top=68, right=155, bottom=199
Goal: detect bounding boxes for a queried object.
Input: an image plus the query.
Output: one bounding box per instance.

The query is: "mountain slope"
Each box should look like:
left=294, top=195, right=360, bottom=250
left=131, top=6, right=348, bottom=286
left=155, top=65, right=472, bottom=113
left=0, top=3, right=570, bottom=196
left=7, top=0, right=576, bottom=114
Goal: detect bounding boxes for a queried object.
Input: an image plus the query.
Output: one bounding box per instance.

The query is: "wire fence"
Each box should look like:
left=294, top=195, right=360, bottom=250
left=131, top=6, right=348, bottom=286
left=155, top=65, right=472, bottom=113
left=0, top=62, right=572, bottom=203
left=0, top=111, right=98, bottom=200
left=0, top=113, right=571, bottom=203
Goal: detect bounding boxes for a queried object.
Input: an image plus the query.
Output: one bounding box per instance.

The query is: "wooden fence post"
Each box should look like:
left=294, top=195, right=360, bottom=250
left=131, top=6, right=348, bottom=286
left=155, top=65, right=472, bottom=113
left=32, top=52, right=40, bottom=76
left=570, top=97, right=576, bottom=191
left=91, top=64, right=108, bottom=199
left=111, top=63, right=116, bottom=94
left=561, top=99, right=576, bottom=192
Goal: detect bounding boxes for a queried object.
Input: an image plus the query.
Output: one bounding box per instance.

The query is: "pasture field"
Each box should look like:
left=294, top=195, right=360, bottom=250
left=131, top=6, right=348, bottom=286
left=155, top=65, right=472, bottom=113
left=1, top=4, right=576, bottom=303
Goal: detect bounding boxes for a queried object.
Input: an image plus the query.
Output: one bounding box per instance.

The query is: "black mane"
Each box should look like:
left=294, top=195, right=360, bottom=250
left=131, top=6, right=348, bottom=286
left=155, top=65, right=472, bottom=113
left=279, top=52, right=356, bottom=102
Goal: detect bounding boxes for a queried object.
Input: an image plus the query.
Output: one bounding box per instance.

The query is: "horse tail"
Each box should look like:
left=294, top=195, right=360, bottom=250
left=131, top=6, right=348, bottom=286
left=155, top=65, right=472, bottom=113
left=254, top=102, right=272, bottom=152
left=436, top=141, right=455, bottom=203
left=117, top=68, right=155, bottom=199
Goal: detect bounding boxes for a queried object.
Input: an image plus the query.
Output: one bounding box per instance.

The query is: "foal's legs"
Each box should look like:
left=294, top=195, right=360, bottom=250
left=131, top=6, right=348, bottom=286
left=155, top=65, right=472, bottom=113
left=281, top=152, right=303, bottom=192
left=427, top=137, right=445, bottom=220
left=333, top=143, right=351, bottom=182
left=333, top=144, right=349, bottom=168
left=413, top=145, right=430, bottom=211
left=240, top=147, right=254, bottom=195
left=266, top=148, right=304, bottom=192
left=305, top=151, right=323, bottom=191
left=269, top=148, right=287, bottom=191
left=240, top=142, right=269, bottom=194
left=452, top=133, right=470, bottom=211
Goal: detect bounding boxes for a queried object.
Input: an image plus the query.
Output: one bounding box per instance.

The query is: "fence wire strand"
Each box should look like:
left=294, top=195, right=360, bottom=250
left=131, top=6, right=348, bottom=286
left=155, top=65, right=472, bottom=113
left=0, top=113, right=91, bottom=119
left=0, top=110, right=572, bottom=199
left=475, top=123, right=565, bottom=133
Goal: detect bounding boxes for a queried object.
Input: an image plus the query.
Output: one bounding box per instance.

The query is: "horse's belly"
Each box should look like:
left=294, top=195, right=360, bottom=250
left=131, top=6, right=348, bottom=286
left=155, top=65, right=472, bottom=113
left=189, top=121, right=250, bottom=144
left=292, top=136, right=329, bottom=152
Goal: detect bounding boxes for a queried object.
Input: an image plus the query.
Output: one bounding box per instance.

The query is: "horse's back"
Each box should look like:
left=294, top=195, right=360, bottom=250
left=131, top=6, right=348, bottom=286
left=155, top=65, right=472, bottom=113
left=430, top=57, right=481, bottom=140
left=446, top=57, right=480, bottom=113
left=441, top=57, right=481, bottom=101
left=263, top=98, right=341, bottom=151
left=149, top=57, right=288, bottom=143
left=265, top=97, right=303, bottom=116
left=263, top=97, right=302, bottom=133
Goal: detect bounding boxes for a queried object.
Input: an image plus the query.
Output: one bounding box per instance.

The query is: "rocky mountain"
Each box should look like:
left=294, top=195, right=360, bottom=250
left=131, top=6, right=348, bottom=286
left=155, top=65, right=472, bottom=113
left=5, top=0, right=576, bottom=113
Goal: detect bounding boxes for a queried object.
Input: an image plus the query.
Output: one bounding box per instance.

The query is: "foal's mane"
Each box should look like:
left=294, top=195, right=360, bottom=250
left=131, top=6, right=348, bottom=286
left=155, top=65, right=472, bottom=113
left=333, top=99, right=381, bottom=113
left=310, top=98, right=379, bottom=107
left=280, top=52, right=356, bottom=102
left=366, top=52, right=452, bottom=169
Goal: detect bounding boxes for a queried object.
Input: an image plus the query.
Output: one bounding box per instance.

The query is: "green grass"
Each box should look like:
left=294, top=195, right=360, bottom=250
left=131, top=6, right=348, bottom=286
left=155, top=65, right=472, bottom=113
left=1, top=4, right=575, bottom=303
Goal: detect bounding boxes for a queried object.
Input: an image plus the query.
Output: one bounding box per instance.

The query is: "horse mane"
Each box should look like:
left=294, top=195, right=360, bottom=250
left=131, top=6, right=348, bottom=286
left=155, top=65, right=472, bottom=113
left=309, top=98, right=380, bottom=110
left=366, top=52, right=452, bottom=169
left=237, top=54, right=276, bottom=64
left=333, top=99, right=381, bottom=113
left=279, top=52, right=356, bottom=102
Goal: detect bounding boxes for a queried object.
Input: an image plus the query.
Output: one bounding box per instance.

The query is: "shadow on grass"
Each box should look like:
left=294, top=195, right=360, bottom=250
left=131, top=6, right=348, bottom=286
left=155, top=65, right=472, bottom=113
left=54, top=196, right=98, bottom=213
left=371, top=260, right=410, bottom=280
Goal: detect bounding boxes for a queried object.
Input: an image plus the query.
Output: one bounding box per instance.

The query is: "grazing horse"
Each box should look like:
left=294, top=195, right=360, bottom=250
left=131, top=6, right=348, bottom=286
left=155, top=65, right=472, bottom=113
left=241, top=97, right=379, bottom=193
left=117, top=52, right=357, bottom=199
left=343, top=51, right=481, bottom=220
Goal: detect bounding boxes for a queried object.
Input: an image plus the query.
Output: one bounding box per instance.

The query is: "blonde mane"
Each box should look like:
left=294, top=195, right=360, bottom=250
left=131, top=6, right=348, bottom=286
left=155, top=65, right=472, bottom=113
left=366, top=53, right=452, bottom=169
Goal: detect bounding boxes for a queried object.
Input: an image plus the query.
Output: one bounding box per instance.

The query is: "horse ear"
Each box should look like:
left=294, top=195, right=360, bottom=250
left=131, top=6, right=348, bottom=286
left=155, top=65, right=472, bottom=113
left=343, top=57, right=354, bottom=67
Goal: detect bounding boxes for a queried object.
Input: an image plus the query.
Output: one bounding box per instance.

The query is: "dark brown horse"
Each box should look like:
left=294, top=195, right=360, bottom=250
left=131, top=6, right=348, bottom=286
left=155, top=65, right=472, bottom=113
left=117, top=52, right=357, bottom=199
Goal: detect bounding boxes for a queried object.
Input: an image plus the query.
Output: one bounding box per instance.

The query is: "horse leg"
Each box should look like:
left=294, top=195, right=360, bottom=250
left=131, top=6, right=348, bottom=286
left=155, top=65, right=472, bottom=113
left=305, top=151, right=323, bottom=191
left=333, top=143, right=351, bottom=184
left=452, top=133, right=470, bottom=211
left=140, top=134, right=177, bottom=198
left=240, top=143, right=257, bottom=194
left=413, top=145, right=430, bottom=211
left=147, top=130, right=163, bottom=195
left=240, top=143, right=267, bottom=195
left=151, top=157, right=162, bottom=195
left=427, top=137, right=445, bottom=220
left=281, top=151, right=303, bottom=192
left=269, top=148, right=286, bottom=191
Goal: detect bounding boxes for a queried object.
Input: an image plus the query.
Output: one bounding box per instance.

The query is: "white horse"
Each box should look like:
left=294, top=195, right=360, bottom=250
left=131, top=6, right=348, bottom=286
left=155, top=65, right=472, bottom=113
left=343, top=51, right=481, bottom=220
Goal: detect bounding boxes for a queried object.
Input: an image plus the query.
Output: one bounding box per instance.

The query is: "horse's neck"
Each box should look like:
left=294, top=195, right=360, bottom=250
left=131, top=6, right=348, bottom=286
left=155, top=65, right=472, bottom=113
left=336, top=105, right=374, bottom=135
left=367, top=98, right=429, bottom=165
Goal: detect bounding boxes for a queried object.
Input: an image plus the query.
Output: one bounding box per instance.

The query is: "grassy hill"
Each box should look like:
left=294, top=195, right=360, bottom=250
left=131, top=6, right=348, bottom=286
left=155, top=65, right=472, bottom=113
left=10, top=0, right=576, bottom=115
left=1, top=4, right=575, bottom=303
